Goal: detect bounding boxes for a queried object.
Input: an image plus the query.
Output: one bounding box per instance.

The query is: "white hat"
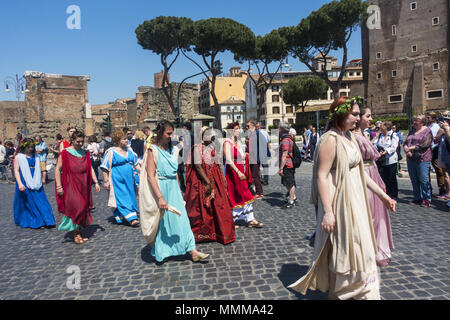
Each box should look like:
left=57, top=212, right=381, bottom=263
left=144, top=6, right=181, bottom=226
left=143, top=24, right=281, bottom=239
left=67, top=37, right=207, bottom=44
left=289, top=128, right=297, bottom=136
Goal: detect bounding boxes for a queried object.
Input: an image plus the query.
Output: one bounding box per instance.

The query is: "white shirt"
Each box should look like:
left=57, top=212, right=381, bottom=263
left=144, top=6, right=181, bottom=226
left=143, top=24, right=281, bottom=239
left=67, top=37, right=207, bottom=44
left=260, top=129, right=270, bottom=143
left=0, top=145, right=6, bottom=161
left=427, top=122, right=440, bottom=149
left=87, top=143, right=100, bottom=161
left=376, top=130, right=399, bottom=165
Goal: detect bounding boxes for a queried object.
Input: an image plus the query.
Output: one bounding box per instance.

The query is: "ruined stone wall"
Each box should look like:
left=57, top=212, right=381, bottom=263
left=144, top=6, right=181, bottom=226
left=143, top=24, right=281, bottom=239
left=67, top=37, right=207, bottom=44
left=109, top=108, right=128, bottom=129
left=176, top=82, right=200, bottom=120
left=20, top=71, right=90, bottom=146
left=133, top=83, right=199, bottom=129
left=0, top=101, right=19, bottom=142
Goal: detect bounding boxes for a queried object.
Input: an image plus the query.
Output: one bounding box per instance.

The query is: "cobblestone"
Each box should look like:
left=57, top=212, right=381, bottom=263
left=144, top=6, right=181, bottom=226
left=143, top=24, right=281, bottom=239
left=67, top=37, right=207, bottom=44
left=0, top=162, right=448, bottom=300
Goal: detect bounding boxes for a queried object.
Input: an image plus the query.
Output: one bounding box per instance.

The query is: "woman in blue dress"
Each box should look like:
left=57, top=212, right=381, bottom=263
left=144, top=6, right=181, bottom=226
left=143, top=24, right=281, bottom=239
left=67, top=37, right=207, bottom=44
left=143, top=120, right=209, bottom=263
left=101, top=130, right=140, bottom=227
left=13, top=138, right=55, bottom=229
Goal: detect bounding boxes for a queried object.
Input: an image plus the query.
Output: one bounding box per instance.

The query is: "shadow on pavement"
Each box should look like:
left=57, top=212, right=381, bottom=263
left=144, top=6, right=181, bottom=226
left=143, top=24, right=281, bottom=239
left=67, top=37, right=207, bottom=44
left=263, top=192, right=286, bottom=207
left=432, top=199, right=449, bottom=212
left=278, top=263, right=328, bottom=300
left=83, top=224, right=105, bottom=238
left=63, top=224, right=105, bottom=243
left=141, top=244, right=202, bottom=266
left=398, top=188, right=413, bottom=196
left=62, top=224, right=105, bottom=243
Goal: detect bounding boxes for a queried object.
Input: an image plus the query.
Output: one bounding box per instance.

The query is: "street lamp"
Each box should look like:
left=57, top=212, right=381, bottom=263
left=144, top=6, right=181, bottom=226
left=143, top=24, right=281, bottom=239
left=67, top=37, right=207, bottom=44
left=280, top=58, right=290, bottom=123
left=4, top=74, right=28, bottom=134
left=177, top=70, right=207, bottom=128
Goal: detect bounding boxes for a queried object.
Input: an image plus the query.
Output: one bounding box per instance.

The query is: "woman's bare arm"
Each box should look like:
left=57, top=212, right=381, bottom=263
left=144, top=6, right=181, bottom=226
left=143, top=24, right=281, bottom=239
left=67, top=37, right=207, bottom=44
left=316, top=135, right=336, bottom=216
left=14, top=157, right=25, bottom=190
left=146, top=149, right=168, bottom=209
left=224, top=141, right=244, bottom=178
left=54, top=155, right=62, bottom=188
left=366, top=174, right=396, bottom=212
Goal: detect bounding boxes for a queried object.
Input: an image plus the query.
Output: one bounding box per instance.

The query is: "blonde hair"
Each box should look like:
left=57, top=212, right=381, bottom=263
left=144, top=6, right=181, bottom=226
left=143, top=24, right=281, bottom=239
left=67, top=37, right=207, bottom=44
left=413, top=114, right=427, bottom=124
left=134, top=130, right=145, bottom=140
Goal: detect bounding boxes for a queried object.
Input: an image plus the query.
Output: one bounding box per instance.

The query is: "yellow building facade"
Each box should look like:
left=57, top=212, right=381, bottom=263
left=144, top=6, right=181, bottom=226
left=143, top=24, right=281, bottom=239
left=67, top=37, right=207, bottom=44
left=199, top=66, right=248, bottom=115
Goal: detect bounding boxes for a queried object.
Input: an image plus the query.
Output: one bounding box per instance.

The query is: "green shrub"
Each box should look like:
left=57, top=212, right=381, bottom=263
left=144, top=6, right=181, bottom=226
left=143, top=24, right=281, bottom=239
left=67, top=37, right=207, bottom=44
left=372, top=116, right=409, bottom=130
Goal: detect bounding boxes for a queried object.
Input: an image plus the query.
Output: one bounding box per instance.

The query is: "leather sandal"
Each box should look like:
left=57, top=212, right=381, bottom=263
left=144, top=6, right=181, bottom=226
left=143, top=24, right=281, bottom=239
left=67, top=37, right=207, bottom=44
left=248, top=220, right=264, bottom=228
left=130, top=220, right=140, bottom=228
left=74, top=233, right=85, bottom=244
left=192, top=252, right=209, bottom=262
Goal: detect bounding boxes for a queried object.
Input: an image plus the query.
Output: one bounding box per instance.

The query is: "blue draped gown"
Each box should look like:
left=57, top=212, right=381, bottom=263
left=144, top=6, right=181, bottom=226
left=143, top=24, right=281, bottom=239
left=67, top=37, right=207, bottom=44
left=13, top=157, right=55, bottom=229
left=151, top=146, right=196, bottom=262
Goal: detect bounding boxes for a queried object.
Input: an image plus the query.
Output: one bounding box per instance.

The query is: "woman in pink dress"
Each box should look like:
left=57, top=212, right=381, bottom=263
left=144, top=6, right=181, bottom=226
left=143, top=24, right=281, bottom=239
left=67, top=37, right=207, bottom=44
left=354, top=107, right=394, bottom=267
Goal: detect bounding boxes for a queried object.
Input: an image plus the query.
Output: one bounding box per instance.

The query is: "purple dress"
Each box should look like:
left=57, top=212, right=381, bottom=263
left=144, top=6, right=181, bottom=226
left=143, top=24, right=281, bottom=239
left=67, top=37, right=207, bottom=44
left=355, top=133, right=394, bottom=267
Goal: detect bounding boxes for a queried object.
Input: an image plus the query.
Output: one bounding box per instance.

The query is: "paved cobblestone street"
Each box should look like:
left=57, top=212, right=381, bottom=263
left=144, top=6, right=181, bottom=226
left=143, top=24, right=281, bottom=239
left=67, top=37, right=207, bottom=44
left=0, top=162, right=449, bottom=300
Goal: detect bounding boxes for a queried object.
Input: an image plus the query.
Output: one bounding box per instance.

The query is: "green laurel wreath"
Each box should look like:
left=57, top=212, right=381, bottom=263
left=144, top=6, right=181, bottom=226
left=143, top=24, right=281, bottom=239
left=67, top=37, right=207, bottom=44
left=329, top=96, right=364, bottom=119
left=20, top=141, right=38, bottom=148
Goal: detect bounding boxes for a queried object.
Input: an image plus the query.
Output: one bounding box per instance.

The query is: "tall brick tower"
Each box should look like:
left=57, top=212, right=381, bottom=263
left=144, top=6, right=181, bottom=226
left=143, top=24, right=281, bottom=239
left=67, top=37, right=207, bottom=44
left=154, top=70, right=169, bottom=89
left=362, top=0, right=449, bottom=117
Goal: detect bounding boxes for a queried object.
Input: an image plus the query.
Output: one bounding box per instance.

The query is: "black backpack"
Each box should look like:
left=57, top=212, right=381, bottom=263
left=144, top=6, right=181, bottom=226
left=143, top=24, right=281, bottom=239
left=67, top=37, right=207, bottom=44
left=282, top=135, right=302, bottom=168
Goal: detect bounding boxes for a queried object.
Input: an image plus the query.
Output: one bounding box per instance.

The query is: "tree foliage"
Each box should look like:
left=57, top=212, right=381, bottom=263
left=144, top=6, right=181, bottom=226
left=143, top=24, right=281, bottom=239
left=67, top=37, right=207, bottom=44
left=281, top=0, right=367, bottom=98
left=281, top=76, right=328, bottom=113
left=135, top=16, right=194, bottom=113
left=234, top=29, right=289, bottom=122
left=188, top=18, right=255, bottom=130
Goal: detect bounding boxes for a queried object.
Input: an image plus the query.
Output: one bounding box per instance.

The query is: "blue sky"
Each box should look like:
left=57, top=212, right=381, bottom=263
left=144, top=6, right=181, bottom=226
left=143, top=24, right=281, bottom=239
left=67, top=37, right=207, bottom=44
left=0, top=0, right=363, bottom=105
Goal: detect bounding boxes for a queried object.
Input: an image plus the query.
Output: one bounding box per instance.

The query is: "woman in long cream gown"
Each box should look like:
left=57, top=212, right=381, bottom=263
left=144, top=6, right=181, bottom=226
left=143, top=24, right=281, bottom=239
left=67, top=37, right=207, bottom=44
left=289, top=97, right=396, bottom=300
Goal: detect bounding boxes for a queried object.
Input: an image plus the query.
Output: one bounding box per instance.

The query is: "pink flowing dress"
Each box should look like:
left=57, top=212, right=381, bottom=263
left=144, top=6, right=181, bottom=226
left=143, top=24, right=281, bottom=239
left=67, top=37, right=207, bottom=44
left=355, top=133, right=394, bottom=267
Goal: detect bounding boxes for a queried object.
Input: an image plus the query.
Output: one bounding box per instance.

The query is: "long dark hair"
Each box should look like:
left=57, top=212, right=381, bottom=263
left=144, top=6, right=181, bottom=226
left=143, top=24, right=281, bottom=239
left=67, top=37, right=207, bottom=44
left=18, top=138, right=37, bottom=155
left=154, top=120, right=174, bottom=153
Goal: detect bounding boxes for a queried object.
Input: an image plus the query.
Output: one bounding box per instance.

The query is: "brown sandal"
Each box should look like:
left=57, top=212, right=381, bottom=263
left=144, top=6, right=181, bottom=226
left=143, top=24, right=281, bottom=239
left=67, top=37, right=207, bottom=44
left=248, top=220, right=264, bottom=228
left=130, top=220, right=140, bottom=228
left=74, top=232, right=85, bottom=244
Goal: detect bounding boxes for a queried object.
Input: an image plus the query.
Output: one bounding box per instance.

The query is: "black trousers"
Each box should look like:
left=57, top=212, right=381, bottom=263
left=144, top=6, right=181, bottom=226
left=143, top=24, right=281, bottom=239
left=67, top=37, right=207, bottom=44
left=380, top=163, right=398, bottom=199
left=250, top=163, right=263, bottom=195
left=177, top=163, right=186, bottom=193
left=429, top=147, right=446, bottom=195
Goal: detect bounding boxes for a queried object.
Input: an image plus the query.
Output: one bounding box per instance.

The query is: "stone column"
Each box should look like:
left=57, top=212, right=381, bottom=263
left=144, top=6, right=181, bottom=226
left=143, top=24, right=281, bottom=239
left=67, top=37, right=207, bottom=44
left=85, top=103, right=94, bottom=136
left=412, top=63, right=425, bottom=115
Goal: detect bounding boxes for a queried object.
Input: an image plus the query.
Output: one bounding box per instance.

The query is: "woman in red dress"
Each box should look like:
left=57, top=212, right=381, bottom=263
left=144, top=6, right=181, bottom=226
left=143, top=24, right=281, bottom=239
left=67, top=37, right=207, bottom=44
left=55, top=130, right=101, bottom=244
left=224, top=122, right=263, bottom=228
left=55, top=126, right=76, bottom=212
left=184, top=127, right=236, bottom=244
